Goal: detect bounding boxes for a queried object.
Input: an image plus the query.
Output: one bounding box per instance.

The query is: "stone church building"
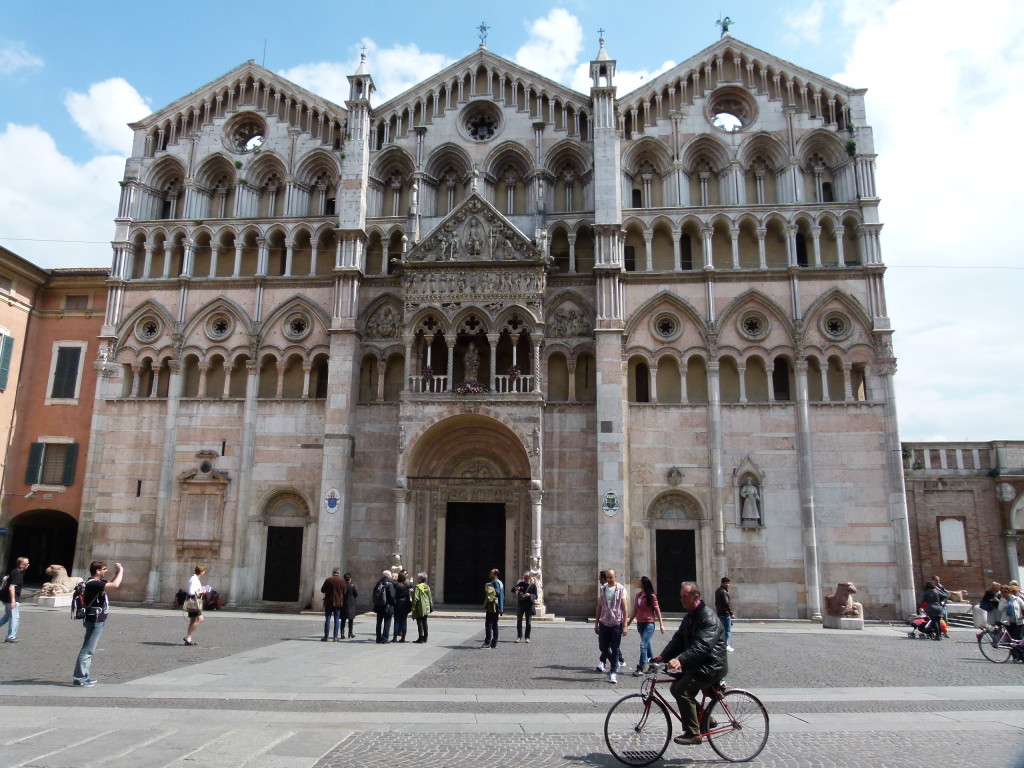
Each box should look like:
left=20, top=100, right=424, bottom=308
left=76, top=34, right=917, bottom=618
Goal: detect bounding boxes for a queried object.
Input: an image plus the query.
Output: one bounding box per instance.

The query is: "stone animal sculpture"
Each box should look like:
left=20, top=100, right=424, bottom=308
left=946, top=589, right=969, bottom=603
left=41, top=564, right=83, bottom=595
left=824, top=582, right=864, bottom=618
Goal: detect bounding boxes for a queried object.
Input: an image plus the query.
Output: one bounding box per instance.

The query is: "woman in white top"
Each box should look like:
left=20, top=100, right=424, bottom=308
left=183, top=565, right=209, bottom=646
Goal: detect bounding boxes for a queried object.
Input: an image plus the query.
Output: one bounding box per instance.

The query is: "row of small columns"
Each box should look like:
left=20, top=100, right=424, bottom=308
left=401, top=334, right=542, bottom=393
left=640, top=359, right=861, bottom=404
left=112, top=237, right=342, bottom=280
left=127, top=359, right=319, bottom=400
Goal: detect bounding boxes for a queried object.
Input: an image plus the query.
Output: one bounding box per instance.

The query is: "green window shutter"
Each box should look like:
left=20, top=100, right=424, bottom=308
left=25, top=442, right=44, bottom=484
left=0, top=335, right=14, bottom=390
left=51, top=347, right=82, bottom=398
left=61, top=443, right=79, bottom=486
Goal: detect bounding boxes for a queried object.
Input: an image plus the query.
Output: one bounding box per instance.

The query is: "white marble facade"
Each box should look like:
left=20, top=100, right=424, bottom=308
left=79, top=35, right=916, bottom=619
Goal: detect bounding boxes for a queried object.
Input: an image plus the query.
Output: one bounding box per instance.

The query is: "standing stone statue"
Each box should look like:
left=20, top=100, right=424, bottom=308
left=463, top=342, right=480, bottom=383
left=740, top=478, right=761, bottom=525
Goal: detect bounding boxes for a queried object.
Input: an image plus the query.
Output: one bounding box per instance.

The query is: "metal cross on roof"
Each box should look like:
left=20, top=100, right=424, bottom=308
left=478, top=22, right=490, bottom=47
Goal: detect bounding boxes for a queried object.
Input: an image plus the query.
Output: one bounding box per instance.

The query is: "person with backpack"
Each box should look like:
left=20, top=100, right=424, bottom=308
left=72, top=560, right=123, bottom=687
left=595, top=567, right=628, bottom=684
left=391, top=571, right=412, bottom=642
left=373, top=570, right=395, bottom=643
left=343, top=573, right=358, bottom=639
left=411, top=572, right=433, bottom=643
left=0, top=556, right=29, bottom=643
left=513, top=571, right=538, bottom=643
left=482, top=568, right=504, bottom=648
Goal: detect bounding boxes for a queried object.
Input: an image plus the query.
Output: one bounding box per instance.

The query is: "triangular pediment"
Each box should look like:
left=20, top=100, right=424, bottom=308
left=129, top=60, right=347, bottom=130
left=618, top=36, right=860, bottom=106
left=374, top=48, right=589, bottom=116
left=406, top=193, right=544, bottom=263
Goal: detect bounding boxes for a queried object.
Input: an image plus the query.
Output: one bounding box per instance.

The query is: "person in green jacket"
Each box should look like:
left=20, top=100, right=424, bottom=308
left=412, top=572, right=433, bottom=643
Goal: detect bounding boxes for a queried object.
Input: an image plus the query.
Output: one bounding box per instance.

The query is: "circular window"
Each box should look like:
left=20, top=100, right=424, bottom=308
left=134, top=316, right=161, bottom=343
left=283, top=312, right=312, bottom=341
left=821, top=311, right=851, bottom=341
left=460, top=102, right=502, bottom=142
left=650, top=312, right=683, bottom=343
left=224, top=113, right=267, bottom=153
left=706, top=88, right=756, bottom=133
left=205, top=313, right=233, bottom=341
left=199, top=460, right=213, bottom=474
left=738, top=310, right=770, bottom=341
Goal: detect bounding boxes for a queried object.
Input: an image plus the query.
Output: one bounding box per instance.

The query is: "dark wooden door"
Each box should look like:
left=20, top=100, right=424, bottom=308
left=262, top=526, right=303, bottom=601
left=655, top=529, right=696, bottom=614
left=443, top=502, right=505, bottom=604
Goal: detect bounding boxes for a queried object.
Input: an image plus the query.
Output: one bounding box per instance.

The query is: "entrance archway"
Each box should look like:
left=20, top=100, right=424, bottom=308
left=257, top=490, right=313, bottom=606
left=6, top=510, right=78, bottom=584
left=404, top=413, right=534, bottom=604
left=646, top=491, right=709, bottom=613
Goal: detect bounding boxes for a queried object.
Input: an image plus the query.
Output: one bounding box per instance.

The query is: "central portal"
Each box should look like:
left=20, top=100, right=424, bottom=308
left=444, top=502, right=505, bottom=604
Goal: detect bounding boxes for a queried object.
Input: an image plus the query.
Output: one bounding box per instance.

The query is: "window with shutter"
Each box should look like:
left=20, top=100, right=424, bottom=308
left=48, top=344, right=84, bottom=401
left=0, top=335, right=14, bottom=391
left=25, top=441, right=79, bottom=487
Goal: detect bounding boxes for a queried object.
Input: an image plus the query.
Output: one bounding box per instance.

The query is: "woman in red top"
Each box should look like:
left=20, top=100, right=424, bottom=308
left=625, top=576, right=666, bottom=675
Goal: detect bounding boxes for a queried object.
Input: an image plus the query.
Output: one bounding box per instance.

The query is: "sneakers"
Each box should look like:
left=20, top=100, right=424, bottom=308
left=321, top=637, right=329, bottom=642
left=673, top=734, right=702, bottom=745
left=515, top=638, right=521, bottom=643
left=608, top=672, right=617, bottom=684
left=595, top=663, right=606, bottom=673
left=525, top=638, right=531, bottom=643
left=612, top=663, right=625, bottom=673
left=4, top=638, right=17, bottom=643
left=481, top=642, right=491, bottom=649
left=72, top=678, right=97, bottom=687
left=726, top=645, right=735, bottom=652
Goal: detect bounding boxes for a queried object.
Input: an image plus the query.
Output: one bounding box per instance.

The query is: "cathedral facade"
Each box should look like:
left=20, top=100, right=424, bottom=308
left=79, top=35, right=916, bottom=618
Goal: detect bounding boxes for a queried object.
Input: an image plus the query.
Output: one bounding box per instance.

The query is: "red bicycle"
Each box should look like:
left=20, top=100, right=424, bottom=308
left=604, top=664, right=769, bottom=765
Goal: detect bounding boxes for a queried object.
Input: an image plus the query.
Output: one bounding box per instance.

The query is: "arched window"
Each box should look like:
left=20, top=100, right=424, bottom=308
left=630, top=359, right=650, bottom=403
left=771, top=357, right=792, bottom=401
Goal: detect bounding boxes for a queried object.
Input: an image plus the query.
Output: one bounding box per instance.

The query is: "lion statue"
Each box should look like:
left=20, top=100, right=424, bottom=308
left=41, top=564, right=82, bottom=595
left=824, top=582, right=864, bottom=618
left=946, top=589, right=969, bottom=603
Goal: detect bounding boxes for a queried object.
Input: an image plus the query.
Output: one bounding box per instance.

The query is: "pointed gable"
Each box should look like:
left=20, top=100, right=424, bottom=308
left=406, top=192, right=543, bottom=263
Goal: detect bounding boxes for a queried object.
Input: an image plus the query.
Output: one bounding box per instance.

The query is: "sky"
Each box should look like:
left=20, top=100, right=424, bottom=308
left=1, top=1, right=1021, bottom=442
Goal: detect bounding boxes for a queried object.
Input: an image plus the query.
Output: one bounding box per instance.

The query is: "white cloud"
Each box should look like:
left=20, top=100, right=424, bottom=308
left=280, top=39, right=454, bottom=106
left=64, top=78, right=151, bottom=155
left=835, top=0, right=1024, bottom=439
left=515, top=8, right=584, bottom=84
left=0, top=123, right=121, bottom=269
left=786, top=1, right=826, bottom=43
left=0, top=40, right=43, bottom=74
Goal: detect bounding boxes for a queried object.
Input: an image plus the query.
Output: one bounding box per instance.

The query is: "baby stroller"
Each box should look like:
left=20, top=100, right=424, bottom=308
left=907, top=613, right=943, bottom=640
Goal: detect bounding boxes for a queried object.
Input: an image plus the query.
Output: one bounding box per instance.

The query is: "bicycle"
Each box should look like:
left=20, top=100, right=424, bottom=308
left=976, top=622, right=1024, bottom=663
left=604, top=663, right=769, bottom=765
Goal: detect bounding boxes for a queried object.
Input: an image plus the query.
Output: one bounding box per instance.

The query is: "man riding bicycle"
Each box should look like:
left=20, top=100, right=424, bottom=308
left=652, top=581, right=728, bottom=745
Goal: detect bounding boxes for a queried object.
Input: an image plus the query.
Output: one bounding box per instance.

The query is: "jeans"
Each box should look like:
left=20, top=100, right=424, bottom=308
left=598, top=623, right=623, bottom=670
left=718, top=614, right=732, bottom=647
left=324, top=607, right=342, bottom=639
left=393, top=610, right=409, bottom=640
left=637, top=622, right=655, bottom=668
left=516, top=606, right=533, bottom=640
left=484, top=611, right=500, bottom=646
left=375, top=609, right=392, bottom=642
left=0, top=601, right=19, bottom=640
left=73, top=620, right=106, bottom=682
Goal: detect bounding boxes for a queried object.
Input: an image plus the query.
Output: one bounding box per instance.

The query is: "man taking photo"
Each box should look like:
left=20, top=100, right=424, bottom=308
left=652, top=581, right=728, bottom=745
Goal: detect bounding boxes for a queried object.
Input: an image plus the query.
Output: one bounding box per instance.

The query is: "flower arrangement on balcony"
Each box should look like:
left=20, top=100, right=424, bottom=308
left=421, top=366, right=433, bottom=382
left=454, top=381, right=488, bottom=394
left=508, top=365, right=521, bottom=382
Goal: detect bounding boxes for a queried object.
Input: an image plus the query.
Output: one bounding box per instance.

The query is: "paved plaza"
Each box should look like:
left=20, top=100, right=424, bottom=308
left=1, top=604, right=1022, bottom=767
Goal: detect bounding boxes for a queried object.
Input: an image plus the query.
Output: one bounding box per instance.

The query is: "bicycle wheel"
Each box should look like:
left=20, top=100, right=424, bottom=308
left=604, top=693, right=672, bottom=767
left=705, top=689, right=770, bottom=762
left=978, top=629, right=1012, bottom=663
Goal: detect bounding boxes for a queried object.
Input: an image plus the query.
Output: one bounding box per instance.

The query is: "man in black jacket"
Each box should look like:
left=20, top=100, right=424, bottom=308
left=373, top=570, right=396, bottom=643
left=653, top=581, right=728, bottom=745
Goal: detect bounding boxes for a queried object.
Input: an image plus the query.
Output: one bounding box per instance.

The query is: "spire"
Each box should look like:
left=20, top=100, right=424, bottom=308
left=590, top=30, right=615, bottom=89
left=355, top=46, right=368, bottom=75
left=595, top=29, right=610, bottom=61
left=347, top=47, right=375, bottom=104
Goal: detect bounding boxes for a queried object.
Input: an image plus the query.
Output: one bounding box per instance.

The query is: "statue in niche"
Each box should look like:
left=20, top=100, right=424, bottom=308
left=465, top=219, right=484, bottom=257
left=740, top=478, right=762, bottom=525
left=463, top=342, right=480, bottom=382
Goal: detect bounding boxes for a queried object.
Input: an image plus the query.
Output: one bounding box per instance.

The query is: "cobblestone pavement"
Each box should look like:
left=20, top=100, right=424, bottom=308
left=316, top=732, right=1023, bottom=768
left=2, top=606, right=1023, bottom=767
